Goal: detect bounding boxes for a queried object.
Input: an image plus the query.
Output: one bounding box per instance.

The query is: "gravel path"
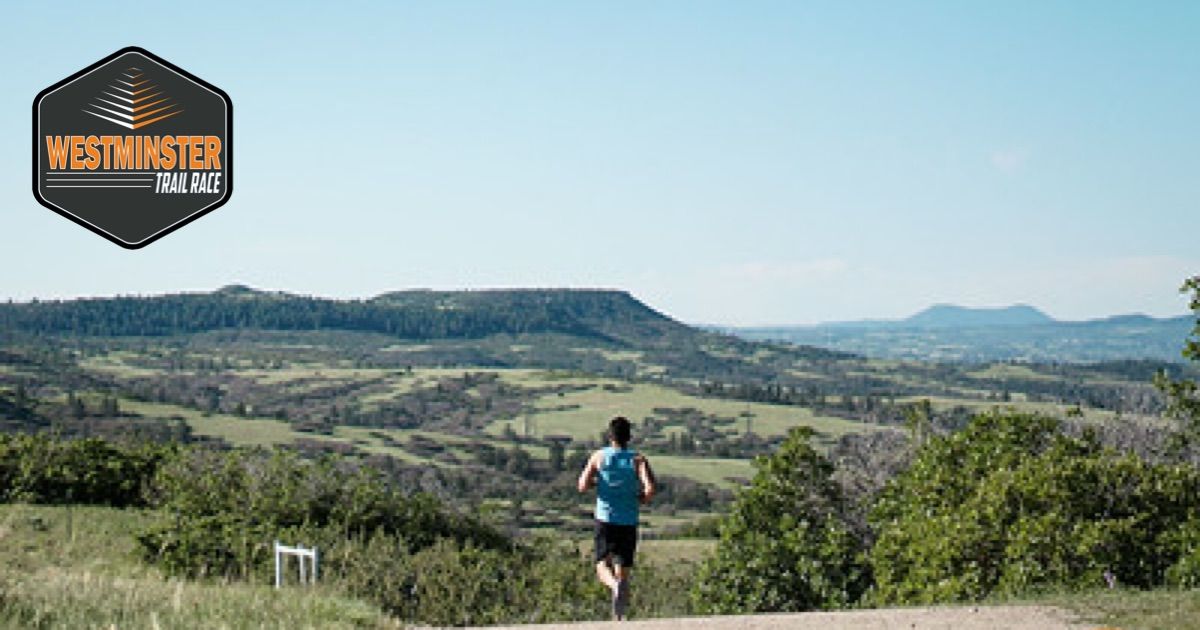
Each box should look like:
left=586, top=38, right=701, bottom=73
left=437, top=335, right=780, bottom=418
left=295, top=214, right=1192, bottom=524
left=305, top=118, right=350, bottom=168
left=480, top=606, right=1090, bottom=630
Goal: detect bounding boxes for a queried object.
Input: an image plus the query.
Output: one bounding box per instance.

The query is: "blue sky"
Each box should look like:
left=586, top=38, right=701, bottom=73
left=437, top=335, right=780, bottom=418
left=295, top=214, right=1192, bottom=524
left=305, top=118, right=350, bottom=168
left=2, top=2, right=1197, bottom=325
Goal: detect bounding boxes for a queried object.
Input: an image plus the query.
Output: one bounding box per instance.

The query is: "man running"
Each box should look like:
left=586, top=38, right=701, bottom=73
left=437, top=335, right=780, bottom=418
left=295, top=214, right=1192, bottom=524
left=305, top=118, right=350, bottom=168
left=577, top=416, right=656, bottom=621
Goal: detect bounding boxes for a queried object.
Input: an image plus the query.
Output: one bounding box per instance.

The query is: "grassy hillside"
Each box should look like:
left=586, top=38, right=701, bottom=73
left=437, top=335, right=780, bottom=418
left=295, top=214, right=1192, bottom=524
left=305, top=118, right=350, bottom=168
left=5, top=504, right=1200, bottom=629
left=0, top=504, right=395, bottom=629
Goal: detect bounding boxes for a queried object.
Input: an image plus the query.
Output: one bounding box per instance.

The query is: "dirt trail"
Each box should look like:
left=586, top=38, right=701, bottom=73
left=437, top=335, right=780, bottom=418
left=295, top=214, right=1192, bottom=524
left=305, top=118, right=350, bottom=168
left=481, top=605, right=1092, bottom=630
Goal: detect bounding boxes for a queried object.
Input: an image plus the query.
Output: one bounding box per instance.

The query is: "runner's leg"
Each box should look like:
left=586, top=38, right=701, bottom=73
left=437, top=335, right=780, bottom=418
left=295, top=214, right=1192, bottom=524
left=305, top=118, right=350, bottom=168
left=612, top=525, right=635, bottom=620
left=613, top=565, right=631, bottom=620
left=595, top=559, right=618, bottom=590
left=595, top=521, right=620, bottom=591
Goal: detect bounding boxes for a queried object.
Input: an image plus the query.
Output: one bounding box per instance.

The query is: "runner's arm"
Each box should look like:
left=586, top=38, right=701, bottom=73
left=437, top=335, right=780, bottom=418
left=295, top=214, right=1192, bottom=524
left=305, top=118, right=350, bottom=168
left=577, top=450, right=601, bottom=493
left=636, top=455, right=656, bottom=504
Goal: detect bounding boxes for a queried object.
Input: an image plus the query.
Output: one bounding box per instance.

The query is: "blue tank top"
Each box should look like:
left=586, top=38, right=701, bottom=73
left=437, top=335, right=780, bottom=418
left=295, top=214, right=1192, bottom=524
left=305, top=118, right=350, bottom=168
left=595, top=446, right=640, bottom=526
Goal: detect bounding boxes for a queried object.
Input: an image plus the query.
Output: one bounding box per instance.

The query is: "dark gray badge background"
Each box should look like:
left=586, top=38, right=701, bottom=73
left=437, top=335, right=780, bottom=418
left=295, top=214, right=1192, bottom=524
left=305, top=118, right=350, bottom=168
left=34, top=48, right=231, bottom=248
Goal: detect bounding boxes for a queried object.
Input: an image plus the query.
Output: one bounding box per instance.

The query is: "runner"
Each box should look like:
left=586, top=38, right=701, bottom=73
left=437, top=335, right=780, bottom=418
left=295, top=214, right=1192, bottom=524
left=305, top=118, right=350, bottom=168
left=577, top=416, right=656, bottom=621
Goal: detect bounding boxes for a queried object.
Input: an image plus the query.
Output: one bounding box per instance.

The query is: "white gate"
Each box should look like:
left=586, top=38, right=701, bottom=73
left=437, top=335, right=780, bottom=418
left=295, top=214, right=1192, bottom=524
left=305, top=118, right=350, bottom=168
left=274, top=541, right=319, bottom=588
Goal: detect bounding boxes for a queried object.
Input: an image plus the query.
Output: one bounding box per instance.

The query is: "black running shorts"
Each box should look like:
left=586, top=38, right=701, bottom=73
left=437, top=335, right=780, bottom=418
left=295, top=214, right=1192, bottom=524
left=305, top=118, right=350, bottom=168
left=594, top=520, right=638, bottom=568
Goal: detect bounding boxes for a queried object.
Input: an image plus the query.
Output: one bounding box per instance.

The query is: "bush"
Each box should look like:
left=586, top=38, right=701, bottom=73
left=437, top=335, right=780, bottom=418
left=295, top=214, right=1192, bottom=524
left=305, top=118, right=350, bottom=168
left=335, top=535, right=607, bottom=626
left=135, top=444, right=701, bottom=624
left=690, top=426, right=869, bottom=613
left=138, top=447, right=508, bottom=581
left=869, top=411, right=1200, bottom=603
left=0, top=433, right=171, bottom=507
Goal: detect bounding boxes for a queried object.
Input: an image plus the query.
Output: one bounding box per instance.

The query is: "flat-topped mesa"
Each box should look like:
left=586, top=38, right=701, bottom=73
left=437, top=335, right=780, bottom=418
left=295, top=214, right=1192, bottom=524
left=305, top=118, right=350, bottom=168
left=0, top=286, right=690, bottom=342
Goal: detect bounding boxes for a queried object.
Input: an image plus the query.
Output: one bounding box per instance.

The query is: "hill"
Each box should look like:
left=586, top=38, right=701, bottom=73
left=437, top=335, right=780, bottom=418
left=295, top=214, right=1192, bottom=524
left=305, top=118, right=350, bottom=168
left=0, top=286, right=850, bottom=386
left=0, top=286, right=688, bottom=344
left=903, top=303, right=1054, bottom=328
left=728, top=305, right=1192, bottom=363
left=806, top=303, right=1056, bottom=330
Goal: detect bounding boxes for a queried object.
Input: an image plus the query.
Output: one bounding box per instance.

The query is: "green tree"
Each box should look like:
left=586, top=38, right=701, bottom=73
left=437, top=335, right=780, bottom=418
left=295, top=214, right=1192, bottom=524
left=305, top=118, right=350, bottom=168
left=69, top=393, right=86, bottom=419
left=869, top=411, right=1200, bottom=604
left=505, top=446, right=532, bottom=477
left=548, top=440, right=565, bottom=473
left=1156, top=276, right=1200, bottom=455
left=690, top=426, right=868, bottom=613
left=566, top=444, right=588, bottom=472
left=13, top=383, right=29, bottom=410
left=902, top=398, right=933, bottom=448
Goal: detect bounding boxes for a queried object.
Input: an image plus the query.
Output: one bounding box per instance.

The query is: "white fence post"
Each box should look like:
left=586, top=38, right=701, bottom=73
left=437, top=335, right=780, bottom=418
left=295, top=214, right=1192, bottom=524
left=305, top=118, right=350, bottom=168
left=274, top=541, right=319, bottom=588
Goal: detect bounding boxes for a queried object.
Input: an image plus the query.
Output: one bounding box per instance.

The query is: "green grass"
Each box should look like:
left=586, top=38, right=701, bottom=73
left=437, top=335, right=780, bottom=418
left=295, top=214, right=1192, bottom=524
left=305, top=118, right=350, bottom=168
left=966, top=363, right=1059, bottom=382
left=115, top=372, right=815, bottom=492
left=488, top=380, right=871, bottom=444
left=378, top=343, right=434, bottom=353
left=650, top=455, right=755, bottom=489
left=119, top=399, right=299, bottom=447
left=332, top=426, right=552, bottom=464
left=634, top=510, right=712, bottom=533
left=637, top=538, right=717, bottom=565
left=123, top=396, right=548, bottom=469
left=893, top=394, right=1137, bottom=422
left=113, top=361, right=872, bottom=447
left=353, top=375, right=422, bottom=408
left=77, top=354, right=163, bottom=378
left=0, top=504, right=396, bottom=629
left=238, top=367, right=381, bottom=389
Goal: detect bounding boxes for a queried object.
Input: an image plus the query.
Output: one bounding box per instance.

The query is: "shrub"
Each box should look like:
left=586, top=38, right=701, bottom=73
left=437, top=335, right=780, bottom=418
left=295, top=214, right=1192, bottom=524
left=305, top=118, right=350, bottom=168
left=690, top=426, right=869, bottom=613
left=137, top=446, right=699, bottom=624
left=281, top=529, right=618, bottom=626
left=138, top=447, right=508, bottom=581
left=869, top=411, right=1200, bottom=603
left=0, top=433, right=170, bottom=507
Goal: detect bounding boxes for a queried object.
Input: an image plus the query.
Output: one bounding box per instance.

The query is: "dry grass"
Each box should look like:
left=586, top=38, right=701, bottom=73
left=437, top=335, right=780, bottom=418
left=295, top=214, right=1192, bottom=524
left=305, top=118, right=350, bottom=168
left=0, top=504, right=395, bottom=629
left=1019, top=588, right=1200, bottom=630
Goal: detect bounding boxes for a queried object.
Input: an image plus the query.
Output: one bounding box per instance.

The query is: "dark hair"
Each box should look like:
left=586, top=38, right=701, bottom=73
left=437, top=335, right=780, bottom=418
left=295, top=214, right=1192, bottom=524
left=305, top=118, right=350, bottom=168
left=609, top=416, right=632, bottom=447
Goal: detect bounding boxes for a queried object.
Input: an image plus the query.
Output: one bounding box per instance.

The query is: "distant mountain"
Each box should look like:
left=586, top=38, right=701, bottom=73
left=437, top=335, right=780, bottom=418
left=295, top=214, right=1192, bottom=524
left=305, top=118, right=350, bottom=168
left=725, top=304, right=1194, bottom=363
left=903, top=304, right=1054, bottom=328
left=1086, top=313, right=1159, bottom=326
left=819, top=303, right=1055, bottom=329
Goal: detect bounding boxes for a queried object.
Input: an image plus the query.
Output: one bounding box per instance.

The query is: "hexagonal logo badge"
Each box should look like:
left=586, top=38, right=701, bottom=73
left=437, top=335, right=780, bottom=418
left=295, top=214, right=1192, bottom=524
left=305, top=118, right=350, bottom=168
left=33, top=47, right=232, bottom=248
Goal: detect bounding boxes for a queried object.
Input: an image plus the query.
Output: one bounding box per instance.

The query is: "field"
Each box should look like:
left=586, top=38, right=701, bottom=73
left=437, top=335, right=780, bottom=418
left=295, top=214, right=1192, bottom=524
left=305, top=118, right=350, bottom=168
left=104, top=366, right=871, bottom=495
left=102, top=360, right=1146, bottom=497
left=484, top=378, right=870, bottom=443
left=6, top=328, right=1169, bottom=540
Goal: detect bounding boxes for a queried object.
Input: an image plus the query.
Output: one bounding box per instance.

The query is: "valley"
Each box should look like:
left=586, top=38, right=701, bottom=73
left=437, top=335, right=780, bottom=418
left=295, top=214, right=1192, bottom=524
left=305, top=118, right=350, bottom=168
left=0, top=287, right=1183, bottom=537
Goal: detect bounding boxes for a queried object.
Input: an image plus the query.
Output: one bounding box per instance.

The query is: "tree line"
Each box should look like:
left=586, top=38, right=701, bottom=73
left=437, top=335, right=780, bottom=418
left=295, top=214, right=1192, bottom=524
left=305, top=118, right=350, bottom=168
left=0, top=287, right=664, bottom=341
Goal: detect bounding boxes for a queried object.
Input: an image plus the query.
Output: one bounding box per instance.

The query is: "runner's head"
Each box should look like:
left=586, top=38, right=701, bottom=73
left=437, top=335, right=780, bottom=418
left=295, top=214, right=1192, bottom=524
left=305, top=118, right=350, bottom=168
left=609, top=416, right=632, bottom=448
